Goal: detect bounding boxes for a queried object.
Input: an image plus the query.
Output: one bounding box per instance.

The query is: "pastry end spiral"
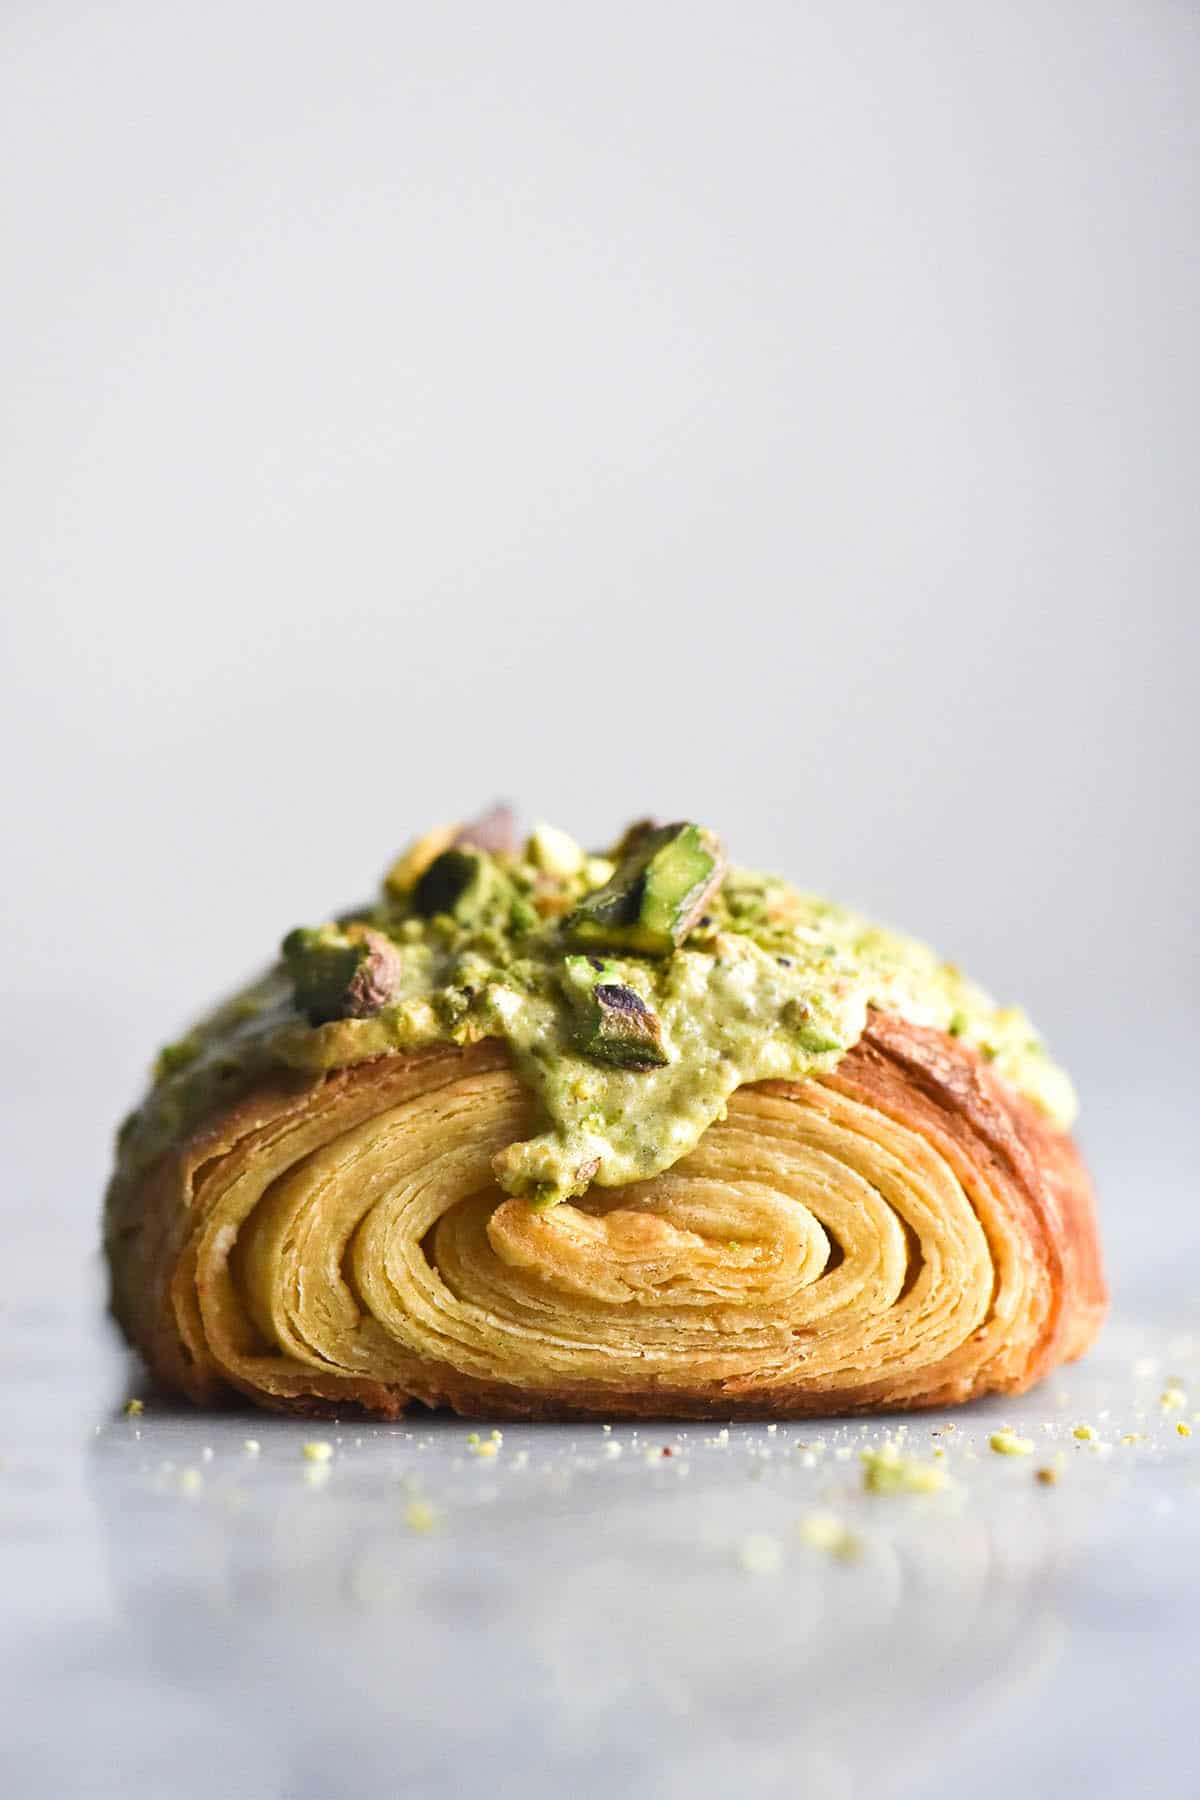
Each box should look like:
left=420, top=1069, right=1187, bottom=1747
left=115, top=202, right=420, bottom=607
left=105, top=1015, right=1105, bottom=1421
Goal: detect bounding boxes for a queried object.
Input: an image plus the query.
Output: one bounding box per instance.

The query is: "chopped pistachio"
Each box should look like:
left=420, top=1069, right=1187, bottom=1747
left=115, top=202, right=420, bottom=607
left=302, top=1441, right=334, bottom=1463
left=1178, top=1421, right=1192, bottom=1438
left=123, top=1398, right=144, bottom=1417
left=527, top=821, right=586, bottom=878
left=1161, top=1386, right=1188, bottom=1412
left=383, top=823, right=459, bottom=899
left=453, top=804, right=515, bottom=856
left=781, top=1000, right=843, bottom=1055
left=412, top=847, right=505, bottom=924
left=564, top=823, right=726, bottom=956
left=1072, top=1423, right=1099, bottom=1442
left=282, top=924, right=401, bottom=1024
left=560, top=955, right=669, bottom=1070
left=154, top=1037, right=201, bottom=1082
left=583, top=855, right=615, bottom=890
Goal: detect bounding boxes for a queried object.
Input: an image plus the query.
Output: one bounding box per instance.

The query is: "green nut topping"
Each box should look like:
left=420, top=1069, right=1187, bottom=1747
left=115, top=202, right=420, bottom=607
left=413, top=848, right=489, bottom=919
left=282, top=924, right=402, bottom=1024
left=560, top=955, right=670, bottom=1070
left=781, top=1000, right=843, bottom=1056
left=563, top=822, right=726, bottom=956
left=154, top=1036, right=202, bottom=1082
left=118, top=809, right=1078, bottom=1210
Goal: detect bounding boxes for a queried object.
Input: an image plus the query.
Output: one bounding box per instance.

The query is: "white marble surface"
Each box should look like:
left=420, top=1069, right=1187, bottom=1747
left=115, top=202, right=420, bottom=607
left=5, top=1220, right=1200, bottom=1800
left=3, top=2, right=1197, bottom=1791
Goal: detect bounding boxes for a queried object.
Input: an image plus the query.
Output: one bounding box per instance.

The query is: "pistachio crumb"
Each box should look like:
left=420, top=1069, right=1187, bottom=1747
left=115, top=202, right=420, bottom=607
left=989, top=1429, right=1034, bottom=1457
left=1161, top=1387, right=1187, bottom=1412
left=404, top=1499, right=441, bottom=1533
left=1177, top=1421, right=1192, bottom=1439
left=861, top=1441, right=947, bottom=1495
left=1072, top=1424, right=1098, bottom=1442
left=123, top=1398, right=144, bottom=1418
left=798, top=1513, right=862, bottom=1561
left=302, top=1440, right=334, bottom=1463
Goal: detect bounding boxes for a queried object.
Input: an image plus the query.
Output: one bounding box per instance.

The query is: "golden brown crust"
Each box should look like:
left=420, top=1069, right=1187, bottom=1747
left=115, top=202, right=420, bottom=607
left=104, top=1018, right=1105, bottom=1420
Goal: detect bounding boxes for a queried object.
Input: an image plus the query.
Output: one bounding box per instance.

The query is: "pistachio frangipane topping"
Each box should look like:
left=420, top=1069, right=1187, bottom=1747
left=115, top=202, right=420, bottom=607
left=122, top=812, right=1077, bottom=1207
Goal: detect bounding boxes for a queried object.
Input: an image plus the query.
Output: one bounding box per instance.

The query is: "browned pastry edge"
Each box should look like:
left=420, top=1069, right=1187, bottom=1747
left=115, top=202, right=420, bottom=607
left=104, top=1017, right=1106, bottom=1420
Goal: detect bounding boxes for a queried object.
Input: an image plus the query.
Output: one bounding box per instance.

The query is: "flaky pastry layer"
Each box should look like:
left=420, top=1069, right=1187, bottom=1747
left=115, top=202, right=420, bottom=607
left=104, top=1015, right=1105, bottom=1419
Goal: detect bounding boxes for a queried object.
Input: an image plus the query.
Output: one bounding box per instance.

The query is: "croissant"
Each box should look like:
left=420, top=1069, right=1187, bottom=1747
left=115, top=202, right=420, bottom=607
left=105, top=813, right=1105, bottom=1419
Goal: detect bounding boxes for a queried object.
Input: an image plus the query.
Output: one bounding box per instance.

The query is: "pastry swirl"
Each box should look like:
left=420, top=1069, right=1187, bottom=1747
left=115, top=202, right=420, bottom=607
left=104, top=815, right=1105, bottom=1418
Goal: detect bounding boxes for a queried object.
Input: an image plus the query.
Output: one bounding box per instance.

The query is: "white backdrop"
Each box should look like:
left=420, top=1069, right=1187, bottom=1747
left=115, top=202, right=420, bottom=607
left=2, top=1, right=1196, bottom=1267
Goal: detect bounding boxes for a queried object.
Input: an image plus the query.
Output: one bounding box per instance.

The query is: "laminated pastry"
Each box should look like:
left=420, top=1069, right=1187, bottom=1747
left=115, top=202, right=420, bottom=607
left=104, top=812, right=1106, bottom=1419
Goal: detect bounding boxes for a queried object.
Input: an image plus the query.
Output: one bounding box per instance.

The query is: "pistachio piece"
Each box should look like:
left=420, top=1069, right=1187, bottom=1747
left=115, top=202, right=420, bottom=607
left=604, top=818, right=661, bottom=861
left=564, top=822, right=726, bottom=956
left=342, top=928, right=404, bottom=1018
left=412, top=846, right=506, bottom=923
left=382, top=824, right=460, bottom=900
left=282, top=924, right=402, bottom=1024
left=454, top=804, right=516, bottom=856
left=560, top=955, right=669, bottom=1070
left=527, top=821, right=586, bottom=879
left=153, top=1036, right=202, bottom=1082
left=782, top=1000, right=843, bottom=1055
